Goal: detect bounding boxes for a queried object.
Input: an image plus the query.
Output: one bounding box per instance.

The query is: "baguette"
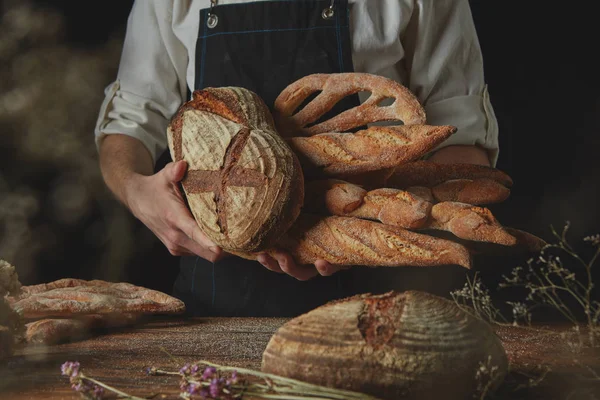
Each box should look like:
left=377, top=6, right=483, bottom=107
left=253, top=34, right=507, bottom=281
left=386, top=160, right=513, bottom=188
left=236, top=214, right=471, bottom=269
left=289, top=125, right=456, bottom=177
left=431, top=179, right=510, bottom=205
left=424, top=202, right=517, bottom=246
left=273, top=73, right=426, bottom=136
left=304, top=180, right=432, bottom=229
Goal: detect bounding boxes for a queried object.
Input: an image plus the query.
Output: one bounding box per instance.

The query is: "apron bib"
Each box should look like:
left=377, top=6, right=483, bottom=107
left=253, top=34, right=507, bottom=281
left=173, top=0, right=360, bottom=317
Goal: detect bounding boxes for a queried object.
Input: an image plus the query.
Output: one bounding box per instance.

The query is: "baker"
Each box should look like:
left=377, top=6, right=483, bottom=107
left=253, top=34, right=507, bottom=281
left=95, top=0, right=499, bottom=317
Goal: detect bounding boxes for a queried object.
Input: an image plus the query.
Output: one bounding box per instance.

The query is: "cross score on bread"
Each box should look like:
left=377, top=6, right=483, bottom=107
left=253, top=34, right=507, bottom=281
left=167, top=87, right=304, bottom=252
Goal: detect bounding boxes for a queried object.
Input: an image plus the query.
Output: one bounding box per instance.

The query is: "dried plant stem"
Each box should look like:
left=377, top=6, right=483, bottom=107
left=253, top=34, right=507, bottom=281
left=80, top=374, right=146, bottom=400
left=192, top=360, right=379, bottom=400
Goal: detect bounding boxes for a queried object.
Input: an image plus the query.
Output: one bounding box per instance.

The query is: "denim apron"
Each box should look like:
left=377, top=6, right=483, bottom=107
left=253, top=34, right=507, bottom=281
left=173, top=0, right=362, bottom=317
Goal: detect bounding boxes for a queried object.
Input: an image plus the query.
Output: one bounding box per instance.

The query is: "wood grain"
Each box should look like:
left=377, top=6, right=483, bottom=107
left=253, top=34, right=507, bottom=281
left=1, top=318, right=598, bottom=399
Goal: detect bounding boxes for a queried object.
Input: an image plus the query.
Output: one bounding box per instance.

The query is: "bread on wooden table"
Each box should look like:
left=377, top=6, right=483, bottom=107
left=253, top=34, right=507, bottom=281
left=274, top=73, right=427, bottom=136
left=288, top=125, right=456, bottom=177
left=304, top=179, right=432, bottom=229
left=262, top=291, right=508, bottom=400
left=431, top=178, right=511, bottom=205
left=236, top=214, right=471, bottom=269
left=9, top=279, right=185, bottom=320
left=167, top=87, right=304, bottom=252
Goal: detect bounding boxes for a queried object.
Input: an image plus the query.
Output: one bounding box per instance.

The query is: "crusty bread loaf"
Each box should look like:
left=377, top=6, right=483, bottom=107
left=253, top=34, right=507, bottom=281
left=236, top=214, right=471, bottom=269
left=424, top=202, right=517, bottom=246
left=304, top=180, right=432, bottom=229
left=289, top=125, right=456, bottom=177
left=262, top=291, right=508, bottom=400
left=386, top=160, right=514, bottom=188
left=431, top=178, right=510, bottom=205
left=167, top=87, right=304, bottom=252
left=274, top=73, right=427, bottom=136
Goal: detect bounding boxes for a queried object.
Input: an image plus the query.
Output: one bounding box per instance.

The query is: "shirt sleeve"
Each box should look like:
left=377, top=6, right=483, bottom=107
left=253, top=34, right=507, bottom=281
left=401, top=0, right=499, bottom=166
left=94, top=0, right=188, bottom=165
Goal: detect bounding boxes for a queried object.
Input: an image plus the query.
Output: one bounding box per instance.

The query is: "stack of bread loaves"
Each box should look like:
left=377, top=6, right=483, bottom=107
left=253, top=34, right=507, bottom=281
left=168, top=73, right=545, bottom=269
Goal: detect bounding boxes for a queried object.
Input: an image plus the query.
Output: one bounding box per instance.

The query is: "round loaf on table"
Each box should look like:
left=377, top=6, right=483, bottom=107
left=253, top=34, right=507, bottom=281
left=262, top=291, right=508, bottom=400
left=167, top=87, right=304, bottom=252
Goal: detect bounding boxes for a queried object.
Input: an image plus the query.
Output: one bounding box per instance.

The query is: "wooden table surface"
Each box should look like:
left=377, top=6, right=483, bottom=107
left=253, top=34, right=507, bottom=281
left=1, top=318, right=599, bottom=400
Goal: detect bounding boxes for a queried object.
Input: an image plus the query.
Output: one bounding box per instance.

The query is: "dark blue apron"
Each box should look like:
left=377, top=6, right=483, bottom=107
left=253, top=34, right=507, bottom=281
left=172, top=0, right=360, bottom=317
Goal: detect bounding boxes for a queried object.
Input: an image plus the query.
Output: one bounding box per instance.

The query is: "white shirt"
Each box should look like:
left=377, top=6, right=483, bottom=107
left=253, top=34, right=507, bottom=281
left=95, top=0, right=500, bottom=166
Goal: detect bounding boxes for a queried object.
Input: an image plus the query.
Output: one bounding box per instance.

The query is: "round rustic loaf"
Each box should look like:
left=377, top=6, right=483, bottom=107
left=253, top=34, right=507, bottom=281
left=167, top=87, right=304, bottom=252
left=262, top=291, right=508, bottom=400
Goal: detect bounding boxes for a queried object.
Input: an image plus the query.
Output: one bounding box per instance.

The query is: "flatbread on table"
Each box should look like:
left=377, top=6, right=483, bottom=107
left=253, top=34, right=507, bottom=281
left=10, top=278, right=185, bottom=320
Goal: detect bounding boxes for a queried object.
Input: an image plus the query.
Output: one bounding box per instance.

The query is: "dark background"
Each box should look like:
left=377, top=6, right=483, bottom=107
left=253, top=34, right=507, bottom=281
left=0, top=1, right=598, bottom=313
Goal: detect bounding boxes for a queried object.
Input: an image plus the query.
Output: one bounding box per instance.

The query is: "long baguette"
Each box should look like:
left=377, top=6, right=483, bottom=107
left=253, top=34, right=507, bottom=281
left=236, top=214, right=471, bottom=269
left=288, top=125, right=456, bottom=177
left=424, top=202, right=517, bottom=246
left=431, top=178, right=510, bottom=205
left=385, top=160, right=514, bottom=188
left=304, top=180, right=432, bottom=229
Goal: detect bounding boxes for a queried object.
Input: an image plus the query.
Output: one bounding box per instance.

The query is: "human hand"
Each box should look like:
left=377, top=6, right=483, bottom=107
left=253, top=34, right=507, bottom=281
left=255, top=251, right=348, bottom=281
left=125, top=160, right=227, bottom=262
left=428, top=145, right=491, bottom=166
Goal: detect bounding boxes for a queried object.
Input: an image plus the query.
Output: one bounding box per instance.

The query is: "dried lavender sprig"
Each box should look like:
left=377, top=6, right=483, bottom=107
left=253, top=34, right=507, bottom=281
left=188, top=360, right=381, bottom=400
left=61, top=361, right=146, bottom=400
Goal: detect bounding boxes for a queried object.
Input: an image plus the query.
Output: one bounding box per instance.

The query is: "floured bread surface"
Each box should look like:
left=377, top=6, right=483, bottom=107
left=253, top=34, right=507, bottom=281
left=168, top=87, right=304, bottom=252
left=10, top=279, right=185, bottom=320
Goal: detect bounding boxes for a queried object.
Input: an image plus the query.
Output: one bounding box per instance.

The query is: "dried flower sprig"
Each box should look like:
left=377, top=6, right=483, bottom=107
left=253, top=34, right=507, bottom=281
left=149, top=360, right=382, bottom=400
left=62, top=360, right=381, bottom=400
left=450, top=271, right=508, bottom=325
left=473, top=355, right=502, bottom=400
left=61, top=361, right=145, bottom=400
left=499, top=222, right=600, bottom=345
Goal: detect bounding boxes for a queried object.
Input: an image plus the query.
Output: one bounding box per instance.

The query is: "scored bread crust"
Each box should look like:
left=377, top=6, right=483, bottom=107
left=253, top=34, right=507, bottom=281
left=288, top=125, right=456, bottom=177
left=304, top=180, right=432, bottom=230
left=167, top=87, right=304, bottom=252
left=10, top=279, right=185, bottom=320
left=274, top=73, right=427, bottom=136
left=424, top=202, right=517, bottom=246
left=235, top=214, right=471, bottom=269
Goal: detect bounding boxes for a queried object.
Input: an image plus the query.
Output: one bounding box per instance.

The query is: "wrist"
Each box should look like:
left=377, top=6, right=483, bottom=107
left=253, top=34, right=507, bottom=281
left=122, top=172, right=148, bottom=215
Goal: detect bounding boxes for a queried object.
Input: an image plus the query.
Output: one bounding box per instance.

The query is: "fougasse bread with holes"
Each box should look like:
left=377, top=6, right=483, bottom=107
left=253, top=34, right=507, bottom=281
left=273, top=73, right=427, bottom=136
left=167, top=87, right=304, bottom=252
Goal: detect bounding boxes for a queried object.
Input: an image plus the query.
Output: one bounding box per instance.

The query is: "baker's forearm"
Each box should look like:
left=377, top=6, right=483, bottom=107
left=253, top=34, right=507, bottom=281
left=99, top=134, right=155, bottom=210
